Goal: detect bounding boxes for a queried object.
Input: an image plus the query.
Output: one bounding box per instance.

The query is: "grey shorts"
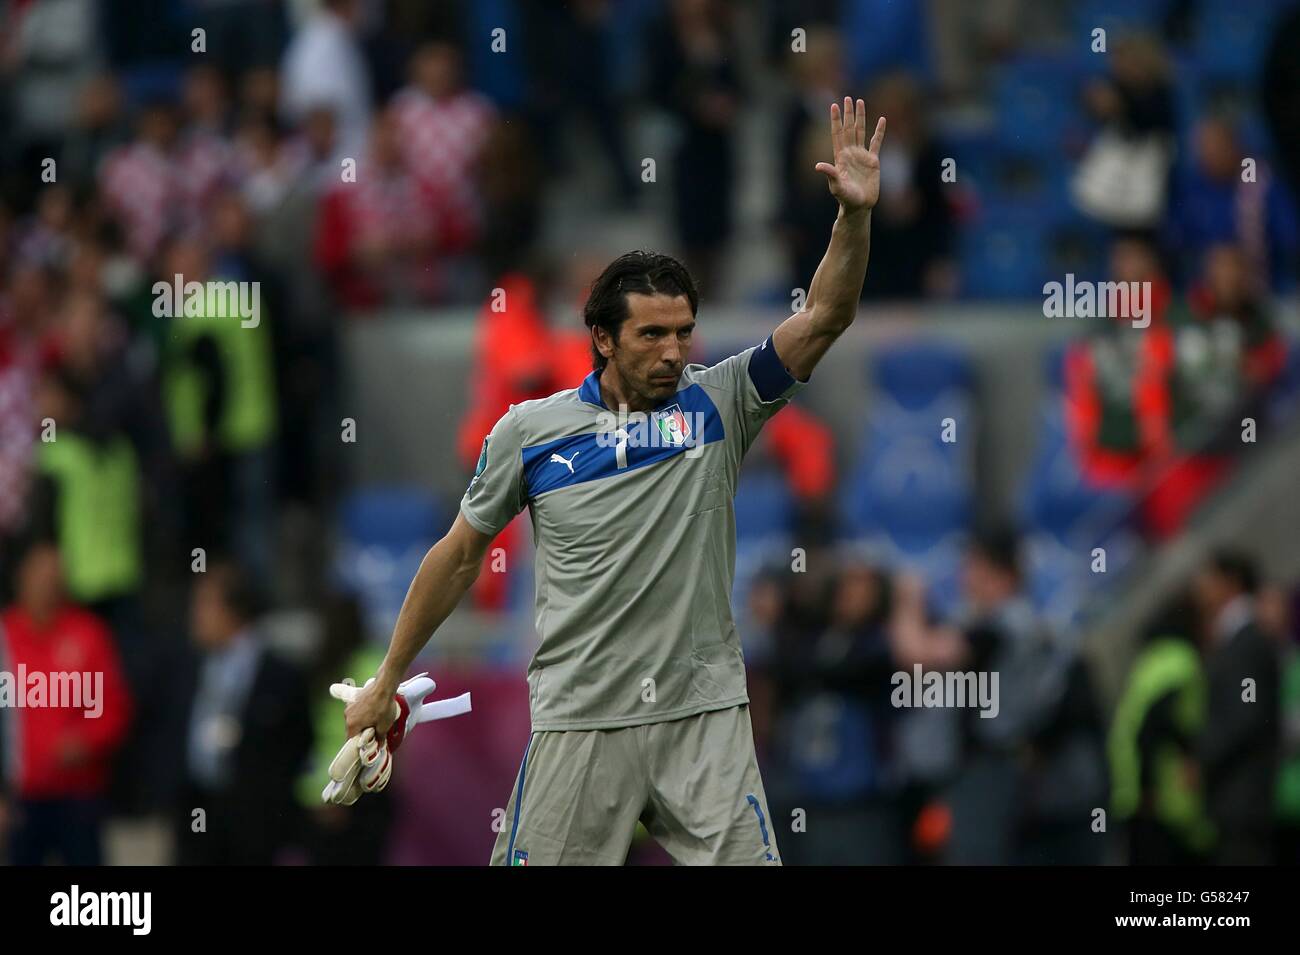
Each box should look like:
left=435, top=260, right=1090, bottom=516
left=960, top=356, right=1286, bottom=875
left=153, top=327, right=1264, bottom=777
left=490, top=704, right=781, bottom=866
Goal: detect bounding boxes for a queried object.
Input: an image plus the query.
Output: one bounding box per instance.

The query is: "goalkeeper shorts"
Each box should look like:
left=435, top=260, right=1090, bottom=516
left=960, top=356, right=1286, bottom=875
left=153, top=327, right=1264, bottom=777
left=490, top=703, right=781, bottom=866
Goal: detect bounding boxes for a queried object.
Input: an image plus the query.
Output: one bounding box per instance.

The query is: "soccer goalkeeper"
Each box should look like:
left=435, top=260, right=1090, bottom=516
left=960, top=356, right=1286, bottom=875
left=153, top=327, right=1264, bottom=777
left=343, top=98, right=884, bottom=864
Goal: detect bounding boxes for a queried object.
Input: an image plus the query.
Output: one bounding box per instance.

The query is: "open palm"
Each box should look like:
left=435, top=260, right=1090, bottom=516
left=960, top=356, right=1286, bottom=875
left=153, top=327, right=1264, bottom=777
left=815, top=97, right=886, bottom=212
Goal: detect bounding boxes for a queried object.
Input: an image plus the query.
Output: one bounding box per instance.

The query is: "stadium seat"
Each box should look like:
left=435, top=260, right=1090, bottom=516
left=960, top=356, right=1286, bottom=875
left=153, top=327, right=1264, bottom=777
left=1016, top=351, right=1143, bottom=631
left=1072, top=0, right=1175, bottom=37
left=1192, top=0, right=1285, bottom=84
left=731, top=467, right=798, bottom=611
left=335, top=487, right=451, bottom=642
left=994, top=56, right=1090, bottom=158
left=959, top=209, right=1053, bottom=299
left=840, top=343, right=975, bottom=613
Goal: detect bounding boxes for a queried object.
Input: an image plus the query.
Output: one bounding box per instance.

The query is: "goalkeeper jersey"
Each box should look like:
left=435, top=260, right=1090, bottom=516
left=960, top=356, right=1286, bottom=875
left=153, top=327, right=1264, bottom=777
left=460, top=334, right=808, bottom=731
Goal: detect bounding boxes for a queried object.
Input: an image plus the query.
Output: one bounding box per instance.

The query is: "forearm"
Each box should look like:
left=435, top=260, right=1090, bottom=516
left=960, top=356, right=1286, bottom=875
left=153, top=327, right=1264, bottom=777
left=803, top=205, right=872, bottom=331
left=373, top=536, right=481, bottom=692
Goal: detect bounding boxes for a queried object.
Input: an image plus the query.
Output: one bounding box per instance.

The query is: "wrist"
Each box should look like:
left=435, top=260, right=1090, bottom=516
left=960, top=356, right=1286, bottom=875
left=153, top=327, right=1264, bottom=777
left=837, top=204, right=872, bottom=224
left=373, top=666, right=402, bottom=696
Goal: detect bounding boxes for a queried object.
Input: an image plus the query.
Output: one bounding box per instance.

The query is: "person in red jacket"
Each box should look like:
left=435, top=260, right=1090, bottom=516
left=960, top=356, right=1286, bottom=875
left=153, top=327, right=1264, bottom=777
left=0, top=539, right=132, bottom=864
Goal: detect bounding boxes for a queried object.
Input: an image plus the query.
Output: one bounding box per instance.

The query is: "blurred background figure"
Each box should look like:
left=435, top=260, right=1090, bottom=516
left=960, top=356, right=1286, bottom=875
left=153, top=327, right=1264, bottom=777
left=1108, top=593, right=1212, bottom=865
left=648, top=0, right=742, bottom=295
left=281, top=0, right=372, bottom=163
left=1191, top=550, right=1280, bottom=865
left=0, top=538, right=131, bottom=865
left=170, top=561, right=311, bottom=865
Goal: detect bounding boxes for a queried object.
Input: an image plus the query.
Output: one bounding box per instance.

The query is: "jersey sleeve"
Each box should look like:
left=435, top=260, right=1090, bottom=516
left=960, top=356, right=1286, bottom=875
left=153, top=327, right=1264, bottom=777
left=695, top=333, right=810, bottom=454
left=458, top=404, right=527, bottom=536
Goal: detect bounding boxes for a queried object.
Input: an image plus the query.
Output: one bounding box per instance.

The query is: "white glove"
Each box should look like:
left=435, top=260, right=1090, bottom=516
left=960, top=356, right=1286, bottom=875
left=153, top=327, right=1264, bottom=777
left=321, top=673, right=472, bottom=806
left=321, top=726, right=391, bottom=806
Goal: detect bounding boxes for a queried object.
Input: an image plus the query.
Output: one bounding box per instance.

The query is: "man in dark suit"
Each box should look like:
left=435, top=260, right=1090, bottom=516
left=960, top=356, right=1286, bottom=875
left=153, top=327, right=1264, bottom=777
left=1193, top=550, right=1281, bottom=865
left=171, top=561, right=312, bottom=865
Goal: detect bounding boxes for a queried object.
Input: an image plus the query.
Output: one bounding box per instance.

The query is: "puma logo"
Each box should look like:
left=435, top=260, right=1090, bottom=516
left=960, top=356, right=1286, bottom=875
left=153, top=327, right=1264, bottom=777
left=549, top=451, right=580, bottom=474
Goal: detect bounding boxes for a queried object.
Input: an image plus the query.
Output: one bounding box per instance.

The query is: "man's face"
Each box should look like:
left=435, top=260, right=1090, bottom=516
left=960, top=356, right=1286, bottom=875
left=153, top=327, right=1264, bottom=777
left=191, top=576, right=237, bottom=650
left=18, top=544, right=64, bottom=616
left=1192, top=569, right=1233, bottom=617
left=602, top=293, right=695, bottom=406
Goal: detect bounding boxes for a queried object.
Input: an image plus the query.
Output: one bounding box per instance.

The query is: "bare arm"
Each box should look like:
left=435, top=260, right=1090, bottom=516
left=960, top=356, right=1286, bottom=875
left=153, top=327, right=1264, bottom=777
left=773, top=98, right=885, bottom=382
left=343, top=512, right=494, bottom=738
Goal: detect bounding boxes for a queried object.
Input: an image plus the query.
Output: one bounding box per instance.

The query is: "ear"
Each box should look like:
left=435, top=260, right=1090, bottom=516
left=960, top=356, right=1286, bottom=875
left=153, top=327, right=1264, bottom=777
left=593, top=324, right=615, bottom=360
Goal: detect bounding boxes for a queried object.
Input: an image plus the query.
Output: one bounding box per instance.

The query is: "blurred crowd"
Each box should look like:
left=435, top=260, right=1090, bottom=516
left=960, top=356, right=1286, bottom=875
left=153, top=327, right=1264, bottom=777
left=744, top=538, right=1300, bottom=865
left=0, top=0, right=1298, bottom=864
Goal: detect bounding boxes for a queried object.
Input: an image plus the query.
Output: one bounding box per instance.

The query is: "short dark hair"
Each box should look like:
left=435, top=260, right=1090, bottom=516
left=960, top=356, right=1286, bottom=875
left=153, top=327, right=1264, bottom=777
left=968, top=524, right=1022, bottom=581
left=207, top=559, right=269, bottom=623
left=582, top=251, right=698, bottom=372
left=1207, top=549, right=1259, bottom=596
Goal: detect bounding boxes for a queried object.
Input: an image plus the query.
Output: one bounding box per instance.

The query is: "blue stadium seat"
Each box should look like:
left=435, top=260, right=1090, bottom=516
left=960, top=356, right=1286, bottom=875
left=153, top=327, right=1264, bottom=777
left=995, top=56, right=1090, bottom=158
left=1072, top=0, right=1175, bottom=37
left=959, top=210, right=1052, bottom=299
left=731, top=467, right=798, bottom=611
left=840, top=343, right=975, bottom=614
left=1016, top=351, right=1143, bottom=631
left=1192, top=0, right=1285, bottom=83
left=335, top=487, right=451, bottom=642
left=734, top=467, right=798, bottom=544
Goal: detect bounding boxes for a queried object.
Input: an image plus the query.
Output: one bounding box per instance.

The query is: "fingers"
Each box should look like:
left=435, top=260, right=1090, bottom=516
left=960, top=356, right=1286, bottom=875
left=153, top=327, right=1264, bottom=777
left=855, top=98, right=866, bottom=147
left=869, top=115, right=887, bottom=155
left=814, top=161, right=838, bottom=181
left=329, top=682, right=361, bottom=703
left=829, top=101, right=843, bottom=157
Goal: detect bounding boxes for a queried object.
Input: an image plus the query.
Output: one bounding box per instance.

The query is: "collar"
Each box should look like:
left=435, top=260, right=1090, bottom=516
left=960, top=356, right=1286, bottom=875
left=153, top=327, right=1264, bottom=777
left=577, top=370, right=688, bottom=413
left=578, top=371, right=607, bottom=409
left=1213, top=595, right=1254, bottom=645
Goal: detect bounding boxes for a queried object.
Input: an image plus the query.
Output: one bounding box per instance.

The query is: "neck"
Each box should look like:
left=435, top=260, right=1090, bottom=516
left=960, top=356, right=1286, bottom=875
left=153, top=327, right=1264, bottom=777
left=599, top=366, right=654, bottom=413
left=24, top=603, right=57, bottom=629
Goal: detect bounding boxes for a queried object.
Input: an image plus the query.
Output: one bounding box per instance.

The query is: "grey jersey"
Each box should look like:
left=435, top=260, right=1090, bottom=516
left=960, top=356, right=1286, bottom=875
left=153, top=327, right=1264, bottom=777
left=459, top=335, right=808, bottom=730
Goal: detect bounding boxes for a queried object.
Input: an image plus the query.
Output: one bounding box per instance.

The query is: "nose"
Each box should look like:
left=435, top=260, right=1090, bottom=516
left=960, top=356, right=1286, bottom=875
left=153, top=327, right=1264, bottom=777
left=661, top=336, right=684, bottom=368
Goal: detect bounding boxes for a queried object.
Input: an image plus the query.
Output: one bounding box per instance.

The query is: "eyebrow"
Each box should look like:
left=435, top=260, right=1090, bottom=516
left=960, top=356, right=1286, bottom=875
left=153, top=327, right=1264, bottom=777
left=640, top=321, right=696, bottom=334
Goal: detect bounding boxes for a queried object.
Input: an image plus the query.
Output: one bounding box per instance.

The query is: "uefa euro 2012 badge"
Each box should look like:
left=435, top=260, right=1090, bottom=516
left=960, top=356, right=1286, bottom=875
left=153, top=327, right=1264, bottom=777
left=512, top=849, right=529, bottom=866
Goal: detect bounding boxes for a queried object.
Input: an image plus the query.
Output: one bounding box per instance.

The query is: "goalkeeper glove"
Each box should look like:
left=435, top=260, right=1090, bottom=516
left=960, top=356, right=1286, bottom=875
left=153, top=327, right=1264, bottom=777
left=321, top=673, right=471, bottom=806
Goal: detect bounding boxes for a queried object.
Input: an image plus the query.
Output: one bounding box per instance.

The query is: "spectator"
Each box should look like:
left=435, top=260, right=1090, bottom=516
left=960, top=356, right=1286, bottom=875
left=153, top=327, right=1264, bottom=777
left=777, top=27, right=845, bottom=294
left=1108, top=594, right=1213, bottom=864
left=1143, top=244, right=1286, bottom=538
left=856, top=72, right=956, bottom=300
left=59, top=74, right=129, bottom=192
left=1064, top=236, right=1173, bottom=493
left=1072, top=35, right=1176, bottom=234
left=170, top=561, right=312, bottom=865
left=0, top=539, right=132, bottom=865
left=297, top=593, right=392, bottom=865
left=891, top=528, right=1058, bottom=864
left=280, top=0, right=373, bottom=164
left=390, top=40, right=497, bottom=259
left=158, top=235, right=278, bottom=580
left=314, top=108, right=446, bottom=310
left=766, top=556, right=903, bottom=864
left=98, top=96, right=187, bottom=262
left=647, top=0, right=743, bottom=295
left=1169, top=116, right=1298, bottom=293
left=1192, top=550, right=1280, bottom=864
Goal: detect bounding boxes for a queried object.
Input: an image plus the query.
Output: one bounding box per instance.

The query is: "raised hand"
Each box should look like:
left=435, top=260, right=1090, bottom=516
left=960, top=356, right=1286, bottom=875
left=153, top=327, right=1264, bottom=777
left=814, top=97, right=886, bottom=213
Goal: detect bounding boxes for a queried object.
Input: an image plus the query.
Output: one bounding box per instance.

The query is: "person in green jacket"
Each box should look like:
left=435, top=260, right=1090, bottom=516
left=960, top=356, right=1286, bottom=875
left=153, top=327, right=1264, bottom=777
left=1109, top=594, right=1214, bottom=863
